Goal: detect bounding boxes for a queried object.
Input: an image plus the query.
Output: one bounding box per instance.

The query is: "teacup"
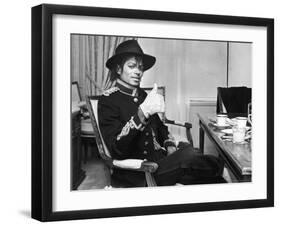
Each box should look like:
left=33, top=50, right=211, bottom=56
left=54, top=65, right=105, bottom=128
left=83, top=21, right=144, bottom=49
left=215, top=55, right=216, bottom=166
left=216, top=114, right=227, bottom=126
left=247, top=114, right=252, bottom=126
left=232, top=126, right=246, bottom=143
left=235, top=117, right=247, bottom=128
left=247, top=103, right=252, bottom=126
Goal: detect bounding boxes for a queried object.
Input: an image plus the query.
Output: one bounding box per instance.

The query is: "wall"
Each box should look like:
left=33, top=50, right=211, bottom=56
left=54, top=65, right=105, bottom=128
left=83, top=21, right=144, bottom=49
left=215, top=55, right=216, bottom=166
left=1, top=1, right=280, bottom=226
left=138, top=38, right=251, bottom=145
left=228, top=42, right=252, bottom=87
left=139, top=38, right=227, bottom=99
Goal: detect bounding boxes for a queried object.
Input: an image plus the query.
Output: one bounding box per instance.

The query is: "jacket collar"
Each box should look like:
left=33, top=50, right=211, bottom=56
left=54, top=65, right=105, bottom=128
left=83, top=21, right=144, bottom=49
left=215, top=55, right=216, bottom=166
left=116, top=79, right=138, bottom=96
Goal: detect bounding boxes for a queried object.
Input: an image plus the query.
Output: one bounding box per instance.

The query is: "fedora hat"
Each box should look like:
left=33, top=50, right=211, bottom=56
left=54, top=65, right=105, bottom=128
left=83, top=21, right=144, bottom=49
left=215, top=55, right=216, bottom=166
left=106, top=39, right=156, bottom=71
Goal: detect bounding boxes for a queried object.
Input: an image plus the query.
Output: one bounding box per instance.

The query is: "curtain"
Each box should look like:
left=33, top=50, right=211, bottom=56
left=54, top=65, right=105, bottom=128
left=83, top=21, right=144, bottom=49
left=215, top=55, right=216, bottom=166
left=71, top=35, right=134, bottom=99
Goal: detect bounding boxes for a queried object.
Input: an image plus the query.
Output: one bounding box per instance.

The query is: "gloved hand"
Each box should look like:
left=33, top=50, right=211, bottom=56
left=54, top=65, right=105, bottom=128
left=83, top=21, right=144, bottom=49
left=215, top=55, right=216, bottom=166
left=140, top=83, right=165, bottom=118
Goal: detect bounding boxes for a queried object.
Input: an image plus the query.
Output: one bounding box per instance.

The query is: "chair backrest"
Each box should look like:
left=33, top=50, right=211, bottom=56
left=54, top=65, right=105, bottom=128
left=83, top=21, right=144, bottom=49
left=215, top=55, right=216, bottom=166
left=72, top=81, right=82, bottom=103
left=216, top=86, right=251, bottom=114
left=86, top=96, right=112, bottom=162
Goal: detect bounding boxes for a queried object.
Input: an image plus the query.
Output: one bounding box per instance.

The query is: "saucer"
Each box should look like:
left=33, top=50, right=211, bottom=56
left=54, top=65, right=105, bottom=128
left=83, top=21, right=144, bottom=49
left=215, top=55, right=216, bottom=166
left=233, top=141, right=248, bottom=145
left=221, top=129, right=233, bottom=134
left=212, top=123, right=230, bottom=129
left=221, top=127, right=251, bottom=134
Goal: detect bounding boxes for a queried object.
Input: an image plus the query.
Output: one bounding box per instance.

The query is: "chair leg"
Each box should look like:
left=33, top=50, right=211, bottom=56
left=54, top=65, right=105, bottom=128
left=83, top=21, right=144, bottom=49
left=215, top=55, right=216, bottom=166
left=199, top=127, right=205, bottom=153
left=82, top=140, right=88, bottom=164
left=81, top=141, right=85, bottom=164
left=222, top=167, right=232, bottom=183
left=145, top=172, right=157, bottom=187
left=104, top=165, right=112, bottom=187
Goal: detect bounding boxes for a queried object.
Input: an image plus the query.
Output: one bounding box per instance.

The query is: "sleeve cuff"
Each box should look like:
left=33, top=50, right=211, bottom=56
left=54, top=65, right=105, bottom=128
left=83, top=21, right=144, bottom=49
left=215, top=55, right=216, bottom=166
left=131, top=108, right=149, bottom=130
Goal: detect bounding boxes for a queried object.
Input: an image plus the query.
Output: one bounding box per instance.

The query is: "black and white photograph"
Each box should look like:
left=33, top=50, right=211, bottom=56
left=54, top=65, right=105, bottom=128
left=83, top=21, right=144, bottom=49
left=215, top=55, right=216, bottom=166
left=71, top=35, right=252, bottom=190
left=1, top=0, right=280, bottom=225
left=30, top=3, right=274, bottom=221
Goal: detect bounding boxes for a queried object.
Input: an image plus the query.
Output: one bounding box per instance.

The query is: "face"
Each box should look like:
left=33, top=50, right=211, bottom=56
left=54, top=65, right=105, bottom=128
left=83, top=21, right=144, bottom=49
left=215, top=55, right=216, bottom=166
left=117, top=56, right=144, bottom=87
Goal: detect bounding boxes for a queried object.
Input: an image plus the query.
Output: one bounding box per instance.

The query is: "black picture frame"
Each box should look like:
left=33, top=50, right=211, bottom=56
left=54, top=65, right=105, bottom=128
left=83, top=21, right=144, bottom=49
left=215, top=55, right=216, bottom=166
left=31, top=3, right=274, bottom=222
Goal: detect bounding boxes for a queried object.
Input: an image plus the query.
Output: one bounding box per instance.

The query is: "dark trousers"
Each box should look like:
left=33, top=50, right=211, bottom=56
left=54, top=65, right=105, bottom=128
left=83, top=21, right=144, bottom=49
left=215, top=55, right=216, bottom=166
left=154, top=143, right=225, bottom=186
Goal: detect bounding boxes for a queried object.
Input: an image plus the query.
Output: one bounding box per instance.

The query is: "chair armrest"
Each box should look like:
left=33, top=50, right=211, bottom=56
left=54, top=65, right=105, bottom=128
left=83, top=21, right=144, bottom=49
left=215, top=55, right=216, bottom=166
left=164, top=118, right=194, bottom=147
left=164, top=118, right=192, bottom=129
left=112, top=159, right=158, bottom=173
left=112, top=159, right=143, bottom=169
left=139, top=161, right=158, bottom=173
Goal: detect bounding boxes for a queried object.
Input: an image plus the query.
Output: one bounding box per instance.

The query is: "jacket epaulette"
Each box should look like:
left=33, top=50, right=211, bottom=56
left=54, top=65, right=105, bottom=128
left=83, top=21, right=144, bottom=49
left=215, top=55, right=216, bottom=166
left=102, top=87, right=120, bottom=96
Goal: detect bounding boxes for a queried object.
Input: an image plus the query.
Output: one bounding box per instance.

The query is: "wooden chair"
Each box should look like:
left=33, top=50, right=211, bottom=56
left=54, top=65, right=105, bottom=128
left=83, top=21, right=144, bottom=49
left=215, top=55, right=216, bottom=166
left=72, top=81, right=98, bottom=163
left=80, top=119, right=98, bottom=163
left=86, top=96, right=158, bottom=187
left=143, top=86, right=194, bottom=147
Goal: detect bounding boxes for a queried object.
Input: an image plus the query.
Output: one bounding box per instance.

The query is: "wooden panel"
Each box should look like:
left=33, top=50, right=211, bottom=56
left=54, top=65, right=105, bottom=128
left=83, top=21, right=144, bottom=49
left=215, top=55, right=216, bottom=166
left=188, top=99, right=217, bottom=150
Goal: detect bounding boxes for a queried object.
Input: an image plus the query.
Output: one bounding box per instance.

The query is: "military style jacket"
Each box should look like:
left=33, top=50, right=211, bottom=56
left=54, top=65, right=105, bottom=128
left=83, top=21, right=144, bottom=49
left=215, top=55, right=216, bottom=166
left=98, top=79, right=175, bottom=186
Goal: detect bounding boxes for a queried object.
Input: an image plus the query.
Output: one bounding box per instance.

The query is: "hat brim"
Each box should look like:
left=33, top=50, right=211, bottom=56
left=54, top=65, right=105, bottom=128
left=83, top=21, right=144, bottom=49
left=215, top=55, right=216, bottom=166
left=106, top=52, right=156, bottom=71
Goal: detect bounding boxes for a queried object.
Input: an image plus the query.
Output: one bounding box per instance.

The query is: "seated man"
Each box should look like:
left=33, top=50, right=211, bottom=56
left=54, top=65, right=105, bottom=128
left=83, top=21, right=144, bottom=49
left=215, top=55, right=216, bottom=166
left=98, top=39, right=225, bottom=187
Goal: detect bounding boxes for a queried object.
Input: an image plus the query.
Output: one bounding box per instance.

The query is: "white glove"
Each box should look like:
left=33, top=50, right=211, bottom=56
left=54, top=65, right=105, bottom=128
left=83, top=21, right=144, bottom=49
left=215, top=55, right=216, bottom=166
left=140, top=83, right=165, bottom=118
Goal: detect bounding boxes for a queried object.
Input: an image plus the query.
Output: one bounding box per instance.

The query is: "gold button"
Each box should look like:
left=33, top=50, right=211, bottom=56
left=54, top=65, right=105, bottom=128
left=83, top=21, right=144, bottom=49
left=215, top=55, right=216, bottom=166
left=144, top=150, right=148, bottom=154
left=145, top=132, right=149, bottom=136
left=145, top=141, right=149, bottom=146
left=133, top=98, right=138, bottom=102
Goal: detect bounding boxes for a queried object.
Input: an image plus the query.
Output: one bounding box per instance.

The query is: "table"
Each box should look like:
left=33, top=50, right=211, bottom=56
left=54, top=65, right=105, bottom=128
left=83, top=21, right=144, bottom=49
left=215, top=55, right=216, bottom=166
left=198, top=114, right=251, bottom=182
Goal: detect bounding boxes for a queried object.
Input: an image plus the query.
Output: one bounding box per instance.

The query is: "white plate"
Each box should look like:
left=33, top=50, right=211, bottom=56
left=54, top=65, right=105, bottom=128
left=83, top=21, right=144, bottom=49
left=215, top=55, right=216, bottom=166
left=212, top=123, right=230, bottom=129
left=221, top=127, right=251, bottom=135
